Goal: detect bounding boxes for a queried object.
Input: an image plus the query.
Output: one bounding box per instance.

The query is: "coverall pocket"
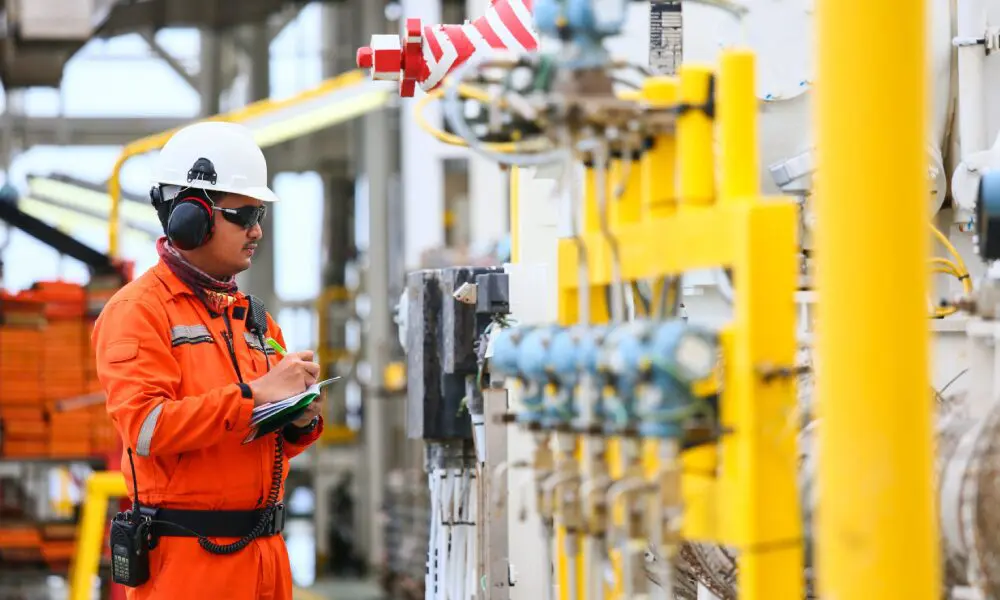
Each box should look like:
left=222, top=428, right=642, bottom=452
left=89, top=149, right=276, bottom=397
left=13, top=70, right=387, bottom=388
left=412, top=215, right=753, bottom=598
left=143, top=541, right=171, bottom=596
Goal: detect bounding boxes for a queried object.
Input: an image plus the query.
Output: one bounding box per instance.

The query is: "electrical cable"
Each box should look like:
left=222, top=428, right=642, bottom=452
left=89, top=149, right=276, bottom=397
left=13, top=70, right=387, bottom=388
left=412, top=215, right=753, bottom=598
left=197, top=432, right=283, bottom=555
left=427, top=470, right=440, bottom=600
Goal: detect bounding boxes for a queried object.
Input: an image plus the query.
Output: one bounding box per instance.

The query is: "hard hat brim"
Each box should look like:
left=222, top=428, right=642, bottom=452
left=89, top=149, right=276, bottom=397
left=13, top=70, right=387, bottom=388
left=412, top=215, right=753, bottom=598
left=153, top=179, right=281, bottom=203
left=241, top=186, right=281, bottom=203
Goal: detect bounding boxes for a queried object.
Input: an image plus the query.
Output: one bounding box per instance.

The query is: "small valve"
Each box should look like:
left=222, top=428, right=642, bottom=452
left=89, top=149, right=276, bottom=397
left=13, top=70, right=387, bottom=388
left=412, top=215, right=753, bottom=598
left=356, top=19, right=427, bottom=97
left=356, top=1, right=539, bottom=97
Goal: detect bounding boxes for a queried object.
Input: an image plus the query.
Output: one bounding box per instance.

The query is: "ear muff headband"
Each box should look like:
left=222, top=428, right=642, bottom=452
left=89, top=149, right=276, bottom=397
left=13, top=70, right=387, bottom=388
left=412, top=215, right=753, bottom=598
left=166, top=191, right=215, bottom=251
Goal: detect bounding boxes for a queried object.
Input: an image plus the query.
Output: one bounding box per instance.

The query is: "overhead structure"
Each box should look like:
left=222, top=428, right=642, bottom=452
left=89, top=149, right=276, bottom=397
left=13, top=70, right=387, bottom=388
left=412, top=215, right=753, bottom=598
left=0, top=0, right=117, bottom=87
left=94, top=0, right=333, bottom=38
left=18, top=174, right=162, bottom=242
left=106, top=68, right=394, bottom=257
left=0, top=186, right=134, bottom=281
left=0, top=0, right=339, bottom=89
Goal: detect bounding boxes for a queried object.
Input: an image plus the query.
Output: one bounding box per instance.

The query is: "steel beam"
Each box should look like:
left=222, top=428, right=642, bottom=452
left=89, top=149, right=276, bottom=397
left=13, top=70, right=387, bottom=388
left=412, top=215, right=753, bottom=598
left=139, top=29, right=199, bottom=91
left=0, top=115, right=191, bottom=147
left=199, top=28, right=222, bottom=116
left=235, top=22, right=278, bottom=313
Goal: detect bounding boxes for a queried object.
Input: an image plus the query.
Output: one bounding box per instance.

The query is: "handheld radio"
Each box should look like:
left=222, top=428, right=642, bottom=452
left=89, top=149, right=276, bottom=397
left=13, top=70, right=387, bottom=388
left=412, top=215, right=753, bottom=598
left=109, top=448, right=153, bottom=587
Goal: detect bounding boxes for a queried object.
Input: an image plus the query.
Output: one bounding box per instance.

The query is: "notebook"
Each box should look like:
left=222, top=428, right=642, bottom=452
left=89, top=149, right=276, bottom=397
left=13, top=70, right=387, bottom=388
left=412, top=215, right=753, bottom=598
left=243, top=377, right=341, bottom=443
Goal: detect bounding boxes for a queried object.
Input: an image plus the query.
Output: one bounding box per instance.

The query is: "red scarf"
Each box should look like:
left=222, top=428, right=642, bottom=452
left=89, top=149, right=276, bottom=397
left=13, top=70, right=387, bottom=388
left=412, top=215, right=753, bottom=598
left=156, top=237, right=238, bottom=315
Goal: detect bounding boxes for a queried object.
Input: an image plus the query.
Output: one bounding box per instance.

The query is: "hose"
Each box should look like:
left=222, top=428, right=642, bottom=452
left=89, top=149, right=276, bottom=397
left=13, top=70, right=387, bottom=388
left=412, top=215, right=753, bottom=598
left=415, top=83, right=539, bottom=153
left=930, top=223, right=973, bottom=318
left=442, top=53, right=570, bottom=167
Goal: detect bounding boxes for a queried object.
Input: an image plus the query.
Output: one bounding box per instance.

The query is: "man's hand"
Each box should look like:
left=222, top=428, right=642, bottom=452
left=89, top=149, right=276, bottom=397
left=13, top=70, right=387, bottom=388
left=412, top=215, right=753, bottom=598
left=291, top=394, right=323, bottom=428
left=247, top=350, right=319, bottom=406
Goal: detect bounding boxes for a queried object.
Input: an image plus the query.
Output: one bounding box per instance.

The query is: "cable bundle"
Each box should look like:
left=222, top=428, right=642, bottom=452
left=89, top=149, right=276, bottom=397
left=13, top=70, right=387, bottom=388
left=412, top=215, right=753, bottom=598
left=427, top=468, right=478, bottom=600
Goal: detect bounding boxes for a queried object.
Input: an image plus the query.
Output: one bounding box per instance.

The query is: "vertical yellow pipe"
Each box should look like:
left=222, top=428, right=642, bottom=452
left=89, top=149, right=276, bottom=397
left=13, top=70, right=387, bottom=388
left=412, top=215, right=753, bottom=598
left=606, top=437, right=625, bottom=600
left=583, top=166, right=602, bottom=233
left=609, top=156, right=642, bottom=225
left=559, top=168, right=610, bottom=326
left=642, top=77, right=679, bottom=220
left=108, top=157, right=127, bottom=258
left=510, top=166, right=520, bottom=263
left=814, top=0, right=939, bottom=599
left=677, top=65, right=716, bottom=208
left=718, top=50, right=759, bottom=204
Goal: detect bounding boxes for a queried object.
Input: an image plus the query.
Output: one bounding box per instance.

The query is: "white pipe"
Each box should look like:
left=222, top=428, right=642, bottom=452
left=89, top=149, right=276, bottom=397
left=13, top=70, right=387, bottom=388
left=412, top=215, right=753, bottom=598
left=428, top=472, right=437, bottom=600
left=697, top=583, right=722, bottom=600
left=957, top=0, right=988, bottom=157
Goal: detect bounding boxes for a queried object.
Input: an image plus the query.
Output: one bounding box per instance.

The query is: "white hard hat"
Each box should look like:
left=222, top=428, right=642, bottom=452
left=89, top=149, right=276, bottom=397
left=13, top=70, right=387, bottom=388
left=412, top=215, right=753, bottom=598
left=152, top=121, right=280, bottom=203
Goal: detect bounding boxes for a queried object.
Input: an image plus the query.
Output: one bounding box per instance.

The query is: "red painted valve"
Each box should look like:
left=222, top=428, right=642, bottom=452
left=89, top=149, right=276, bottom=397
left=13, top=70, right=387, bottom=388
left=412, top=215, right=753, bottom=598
left=356, top=0, right=539, bottom=97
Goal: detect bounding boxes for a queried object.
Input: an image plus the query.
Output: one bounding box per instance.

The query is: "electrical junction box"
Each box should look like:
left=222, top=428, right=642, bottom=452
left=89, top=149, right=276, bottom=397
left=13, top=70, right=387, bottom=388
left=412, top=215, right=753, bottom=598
left=404, top=266, right=506, bottom=441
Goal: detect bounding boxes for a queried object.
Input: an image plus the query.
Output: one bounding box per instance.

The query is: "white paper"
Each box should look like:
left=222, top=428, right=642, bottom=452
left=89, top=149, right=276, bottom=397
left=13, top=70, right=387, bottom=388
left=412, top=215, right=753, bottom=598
left=249, top=377, right=340, bottom=427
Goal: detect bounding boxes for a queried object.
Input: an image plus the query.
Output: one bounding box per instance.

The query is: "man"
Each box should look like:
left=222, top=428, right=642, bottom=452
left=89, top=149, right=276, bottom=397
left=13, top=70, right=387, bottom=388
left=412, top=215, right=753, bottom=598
left=92, top=121, right=324, bottom=599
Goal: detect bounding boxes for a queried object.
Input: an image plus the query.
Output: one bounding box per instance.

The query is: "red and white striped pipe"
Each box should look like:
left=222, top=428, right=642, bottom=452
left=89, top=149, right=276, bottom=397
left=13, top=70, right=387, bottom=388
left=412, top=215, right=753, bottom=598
left=356, top=0, right=539, bottom=97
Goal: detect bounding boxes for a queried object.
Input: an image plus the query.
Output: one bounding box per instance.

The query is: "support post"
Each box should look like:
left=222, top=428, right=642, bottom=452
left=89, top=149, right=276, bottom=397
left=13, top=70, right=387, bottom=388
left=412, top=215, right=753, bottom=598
left=235, top=22, right=277, bottom=313
left=813, top=0, right=940, bottom=598
left=199, top=28, right=222, bottom=117
left=361, top=0, right=393, bottom=571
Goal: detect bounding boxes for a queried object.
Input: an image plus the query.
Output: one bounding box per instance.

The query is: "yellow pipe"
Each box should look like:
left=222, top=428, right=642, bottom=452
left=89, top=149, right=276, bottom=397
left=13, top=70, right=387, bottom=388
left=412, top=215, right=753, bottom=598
left=642, top=77, right=679, bottom=219
left=558, top=168, right=610, bottom=325
left=609, top=157, right=642, bottom=225
left=814, top=0, right=939, bottom=598
left=606, top=437, right=625, bottom=600
left=718, top=50, right=759, bottom=204
left=677, top=65, right=716, bottom=208
left=69, top=471, right=127, bottom=600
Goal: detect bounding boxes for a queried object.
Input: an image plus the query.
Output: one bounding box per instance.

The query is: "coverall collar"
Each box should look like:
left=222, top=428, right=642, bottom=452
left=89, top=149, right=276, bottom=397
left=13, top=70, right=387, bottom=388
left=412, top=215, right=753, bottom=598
left=151, top=260, right=246, bottom=303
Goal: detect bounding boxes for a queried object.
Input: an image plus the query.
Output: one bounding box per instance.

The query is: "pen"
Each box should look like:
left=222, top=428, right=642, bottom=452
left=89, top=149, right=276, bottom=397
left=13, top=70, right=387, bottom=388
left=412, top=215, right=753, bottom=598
left=264, top=337, right=287, bottom=356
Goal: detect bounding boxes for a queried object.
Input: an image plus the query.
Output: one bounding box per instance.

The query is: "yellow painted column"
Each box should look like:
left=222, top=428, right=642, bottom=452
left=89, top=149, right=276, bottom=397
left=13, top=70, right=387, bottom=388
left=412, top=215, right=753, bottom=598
left=814, top=0, right=939, bottom=599
left=718, top=49, right=759, bottom=204
left=69, top=472, right=127, bottom=600
left=677, top=65, right=716, bottom=208
left=642, top=77, right=679, bottom=220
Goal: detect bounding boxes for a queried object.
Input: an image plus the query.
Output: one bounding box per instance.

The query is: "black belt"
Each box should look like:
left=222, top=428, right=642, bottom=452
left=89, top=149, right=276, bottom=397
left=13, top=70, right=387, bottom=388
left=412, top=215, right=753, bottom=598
left=138, top=504, right=286, bottom=541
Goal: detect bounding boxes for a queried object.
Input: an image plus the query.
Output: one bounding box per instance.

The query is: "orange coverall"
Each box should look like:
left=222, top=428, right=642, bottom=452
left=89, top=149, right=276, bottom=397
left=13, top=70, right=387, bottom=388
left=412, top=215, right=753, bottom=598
left=92, top=260, right=323, bottom=600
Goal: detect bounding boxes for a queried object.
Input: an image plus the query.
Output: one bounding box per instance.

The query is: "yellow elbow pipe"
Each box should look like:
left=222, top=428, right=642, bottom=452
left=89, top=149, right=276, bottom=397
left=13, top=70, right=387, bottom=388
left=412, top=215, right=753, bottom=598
left=69, top=471, right=127, bottom=600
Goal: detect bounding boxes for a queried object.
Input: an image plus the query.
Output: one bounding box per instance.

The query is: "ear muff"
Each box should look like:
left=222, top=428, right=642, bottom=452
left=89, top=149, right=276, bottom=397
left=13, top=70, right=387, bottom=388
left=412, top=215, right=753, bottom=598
left=166, top=192, right=214, bottom=251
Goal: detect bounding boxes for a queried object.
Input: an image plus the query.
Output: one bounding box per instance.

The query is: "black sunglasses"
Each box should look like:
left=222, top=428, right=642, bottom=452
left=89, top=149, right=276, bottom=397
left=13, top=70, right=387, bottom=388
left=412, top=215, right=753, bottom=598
left=214, top=205, right=267, bottom=229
